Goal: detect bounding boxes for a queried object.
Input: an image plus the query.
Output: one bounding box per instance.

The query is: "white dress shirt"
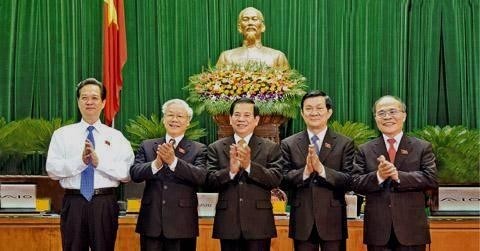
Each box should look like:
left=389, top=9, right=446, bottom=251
left=46, top=119, right=134, bottom=189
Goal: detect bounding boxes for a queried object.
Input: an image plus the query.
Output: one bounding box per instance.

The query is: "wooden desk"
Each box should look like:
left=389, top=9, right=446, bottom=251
left=0, top=216, right=478, bottom=250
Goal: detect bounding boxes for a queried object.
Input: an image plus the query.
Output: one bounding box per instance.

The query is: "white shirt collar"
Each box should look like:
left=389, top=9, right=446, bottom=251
left=80, top=119, right=103, bottom=133
left=382, top=132, right=403, bottom=150
left=234, top=133, right=253, bottom=144
left=307, top=127, right=328, bottom=145
left=166, top=134, right=184, bottom=147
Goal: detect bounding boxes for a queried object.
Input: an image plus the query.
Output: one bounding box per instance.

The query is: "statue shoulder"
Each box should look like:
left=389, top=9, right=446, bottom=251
left=261, top=46, right=285, bottom=56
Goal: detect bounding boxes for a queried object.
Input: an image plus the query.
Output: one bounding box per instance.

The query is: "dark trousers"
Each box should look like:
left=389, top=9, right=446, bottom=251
left=60, top=193, right=119, bottom=251
left=140, top=234, right=196, bottom=251
left=294, top=227, right=345, bottom=251
left=220, top=238, right=271, bottom=251
left=367, top=228, right=426, bottom=251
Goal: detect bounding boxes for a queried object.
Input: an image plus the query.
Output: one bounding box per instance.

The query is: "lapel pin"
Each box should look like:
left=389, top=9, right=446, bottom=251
left=324, top=143, right=331, bottom=149
left=400, top=149, right=408, bottom=154
left=178, top=148, right=186, bottom=154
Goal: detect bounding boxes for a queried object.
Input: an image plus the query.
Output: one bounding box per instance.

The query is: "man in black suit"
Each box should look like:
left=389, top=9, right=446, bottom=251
left=281, top=90, right=354, bottom=251
left=206, top=98, right=283, bottom=251
left=350, top=95, right=437, bottom=251
left=130, top=99, right=207, bottom=251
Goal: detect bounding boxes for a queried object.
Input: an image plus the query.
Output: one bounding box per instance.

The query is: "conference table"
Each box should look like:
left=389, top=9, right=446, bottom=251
left=0, top=214, right=478, bottom=250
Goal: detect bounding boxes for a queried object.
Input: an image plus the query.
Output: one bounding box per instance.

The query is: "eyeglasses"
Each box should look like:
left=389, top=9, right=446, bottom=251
left=375, top=109, right=404, bottom=118
left=165, top=113, right=188, bottom=120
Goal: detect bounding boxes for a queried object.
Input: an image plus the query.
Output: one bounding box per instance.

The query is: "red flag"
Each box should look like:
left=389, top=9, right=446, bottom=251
left=103, top=0, right=127, bottom=126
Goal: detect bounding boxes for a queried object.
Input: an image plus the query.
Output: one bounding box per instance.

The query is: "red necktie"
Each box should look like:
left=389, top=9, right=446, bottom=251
left=387, top=138, right=396, bottom=163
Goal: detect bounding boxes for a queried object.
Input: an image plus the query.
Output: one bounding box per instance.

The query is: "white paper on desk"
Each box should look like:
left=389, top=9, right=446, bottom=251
left=197, top=193, right=218, bottom=217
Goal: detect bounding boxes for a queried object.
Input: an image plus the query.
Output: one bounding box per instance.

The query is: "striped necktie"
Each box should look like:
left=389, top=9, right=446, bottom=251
left=311, top=135, right=321, bottom=155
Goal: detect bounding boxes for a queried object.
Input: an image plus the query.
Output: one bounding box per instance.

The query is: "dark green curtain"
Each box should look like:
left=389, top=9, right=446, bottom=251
left=0, top=0, right=478, bottom=174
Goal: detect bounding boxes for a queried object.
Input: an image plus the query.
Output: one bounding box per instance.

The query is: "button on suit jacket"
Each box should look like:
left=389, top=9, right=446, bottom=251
left=130, top=137, right=207, bottom=238
left=206, top=135, right=283, bottom=240
left=281, top=129, right=354, bottom=241
left=351, top=135, right=438, bottom=246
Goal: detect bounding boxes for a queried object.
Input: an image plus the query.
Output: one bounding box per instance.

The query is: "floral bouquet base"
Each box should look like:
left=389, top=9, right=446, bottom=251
left=186, top=62, right=307, bottom=119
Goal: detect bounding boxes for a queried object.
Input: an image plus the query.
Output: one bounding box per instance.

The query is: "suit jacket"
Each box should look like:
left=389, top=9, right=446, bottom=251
left=130, top=137, right=207, bottom=238
left=206, top=135, right=283, bottom=240
left=350, top=135, right=437, bottom=246
left=281, top=129, right=354, bottom=241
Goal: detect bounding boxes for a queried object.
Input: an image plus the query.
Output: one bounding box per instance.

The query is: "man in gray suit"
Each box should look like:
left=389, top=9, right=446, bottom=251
left=281, top=90, right=354, bottom=251
left=206, top=98, right=283, bottom=251
left=130, top=99, right=207, bottom=251
left=351, top=95, right=437, bottom=251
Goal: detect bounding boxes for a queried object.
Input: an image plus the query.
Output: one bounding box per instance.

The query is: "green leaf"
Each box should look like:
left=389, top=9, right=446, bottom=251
left=329, top=121, right=377, bottom=149
left=410, top=126, right=480, bottom=184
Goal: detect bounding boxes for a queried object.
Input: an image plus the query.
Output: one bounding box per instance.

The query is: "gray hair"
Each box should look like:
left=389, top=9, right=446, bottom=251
left=372, top=95, right=407, bottom=113
left=162, top=99, right=193, bottom=122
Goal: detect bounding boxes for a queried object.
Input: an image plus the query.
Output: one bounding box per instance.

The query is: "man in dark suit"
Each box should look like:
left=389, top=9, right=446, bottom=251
left=281, top=90, right=354, bottom=251
left=351, top=95, right=438, bottom=251
left=130, top=99, right=207, bottom=251
left=206, top=98, right=283, bottom=251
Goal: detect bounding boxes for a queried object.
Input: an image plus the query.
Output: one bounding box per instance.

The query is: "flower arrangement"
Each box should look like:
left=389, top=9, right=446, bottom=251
left=185, top=62, right=307, bottom=118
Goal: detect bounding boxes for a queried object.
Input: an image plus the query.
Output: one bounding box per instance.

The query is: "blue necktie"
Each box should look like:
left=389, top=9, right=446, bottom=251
left=80, top=126, right=95, bottom=201
left=311, top=135, right=321, bottom=156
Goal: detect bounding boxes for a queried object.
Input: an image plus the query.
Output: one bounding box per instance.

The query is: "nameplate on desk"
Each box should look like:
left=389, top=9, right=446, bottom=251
left=197, top=193, right=218, bottom=217
left=438, top=187, right=480, bottom=212
left=0, top=184, right=37, bottom=209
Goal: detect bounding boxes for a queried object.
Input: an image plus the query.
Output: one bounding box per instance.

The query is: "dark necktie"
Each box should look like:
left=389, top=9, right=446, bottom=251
left=80, top=126, right=95, bottom=201
left=387, top=138, right=396, bottom=163
left=169, top=138, right=176, bottom=149
left=311, top=135, right=321, bottom=155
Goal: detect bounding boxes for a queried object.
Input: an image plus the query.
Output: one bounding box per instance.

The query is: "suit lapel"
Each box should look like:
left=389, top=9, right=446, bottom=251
left=295, top=132, right=310, bottom=160
left=318, top=128, right=335, bottom=161
left=223, top=136, right=235, bottom=158
left=394, top=135, right=411, bottom=169
left=372, top=137, right=388, bottom=160
left=152, top=138, right=166, bottom=154
left=176, top=138, right=190, bottom=157
left=249, top=135, right=262, bottom=160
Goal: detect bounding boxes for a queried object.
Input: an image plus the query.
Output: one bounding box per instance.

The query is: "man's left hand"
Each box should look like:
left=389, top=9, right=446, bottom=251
left=158, top=142, right=176, bottom=165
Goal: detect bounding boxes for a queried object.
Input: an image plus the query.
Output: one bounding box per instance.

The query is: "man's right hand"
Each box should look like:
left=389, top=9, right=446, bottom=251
left=377, top=155, right=397, bottom=180
left=82, top=140, right=93, bottom=165
left=153, top=145, right=163, bottom=169
left=229, top=144, right=240, bottom=174
left=303, top=145, right=315, bottom=177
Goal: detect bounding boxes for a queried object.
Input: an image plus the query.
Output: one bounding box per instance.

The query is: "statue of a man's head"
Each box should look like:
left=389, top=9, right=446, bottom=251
left=237, top=7, right=266, bottom=41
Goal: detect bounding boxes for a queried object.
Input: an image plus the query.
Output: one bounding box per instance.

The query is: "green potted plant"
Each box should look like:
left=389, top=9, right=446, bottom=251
left=410, top=125, right=480, bottom=214
left=329, top=121, right=377, bottom=149
left=410, top=125, right=479, bottom=184
left=186, top=62, right=307, bottom=141
left=0, top=118, right=73, bottom=174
